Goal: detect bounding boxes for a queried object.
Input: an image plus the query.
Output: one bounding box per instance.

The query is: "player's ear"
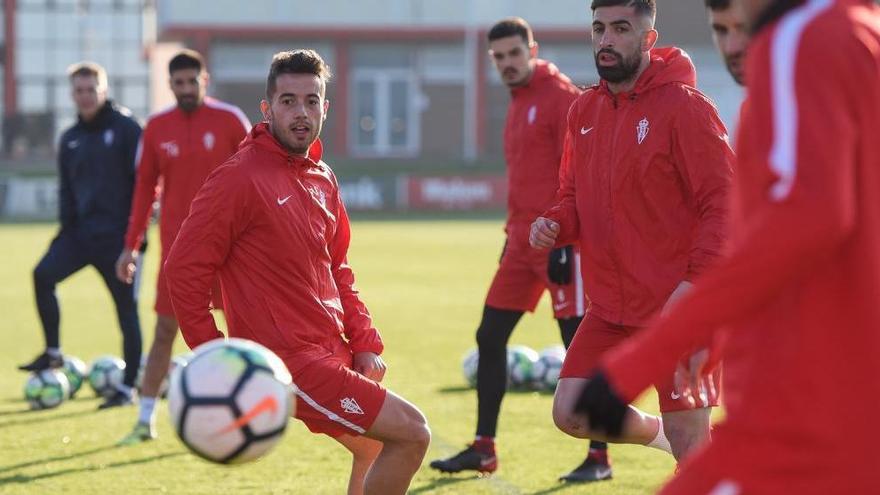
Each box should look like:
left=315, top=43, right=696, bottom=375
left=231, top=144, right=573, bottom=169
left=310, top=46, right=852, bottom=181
left=322, top=99, right=330, bottom=121
left=529, top=41, right=539, bottom=59
left=643, top=29, right=659, bottom=52
left=260, top=100, right=271, bottom=121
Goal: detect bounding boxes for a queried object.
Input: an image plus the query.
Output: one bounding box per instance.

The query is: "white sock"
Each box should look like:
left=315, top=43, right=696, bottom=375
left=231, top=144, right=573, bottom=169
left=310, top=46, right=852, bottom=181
left=139, top=397, right=157, bottom=425
left=646, top=418, right=673, bottom=454
left=46, top=347, right=61, bottom=358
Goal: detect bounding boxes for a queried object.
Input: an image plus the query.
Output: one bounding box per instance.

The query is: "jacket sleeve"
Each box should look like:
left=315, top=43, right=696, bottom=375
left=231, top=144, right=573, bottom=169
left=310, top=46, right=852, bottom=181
left=123, top=123, right=161, bottom=250
left=601, top=35, right=862, bottom=402
left=330, top=183, right=384, bottom=355
left=57, top=136, right=77, bottom=230
left=165, top=164, right=252, bottom=349
left=672, top=93, right=735, bottom=280
left=542, top=126, right=580, bottom=246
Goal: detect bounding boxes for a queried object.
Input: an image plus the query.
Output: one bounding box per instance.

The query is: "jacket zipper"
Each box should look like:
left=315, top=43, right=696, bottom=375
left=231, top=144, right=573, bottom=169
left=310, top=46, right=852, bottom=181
left=607, top=93, right=629, bottom=325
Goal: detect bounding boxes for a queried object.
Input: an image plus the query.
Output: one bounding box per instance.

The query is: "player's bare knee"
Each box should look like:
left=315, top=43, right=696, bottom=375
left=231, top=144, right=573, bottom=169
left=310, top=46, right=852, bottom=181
left=404, top=409, right=431, bottom=449
left=552, top=405, right=582, bottom=437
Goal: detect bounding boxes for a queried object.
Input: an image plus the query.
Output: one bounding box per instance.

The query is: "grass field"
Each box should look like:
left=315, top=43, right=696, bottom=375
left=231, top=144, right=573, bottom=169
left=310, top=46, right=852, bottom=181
left=0, top=220, right=674, bottom=494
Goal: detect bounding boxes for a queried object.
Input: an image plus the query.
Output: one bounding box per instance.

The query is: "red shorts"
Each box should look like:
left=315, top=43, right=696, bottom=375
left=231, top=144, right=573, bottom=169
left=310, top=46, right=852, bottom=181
left=156, top=254, right=223, bottom=316
left=286, top=337, right=387, bottom=438
left=560, top=313, right=720, bottom=413
left=485, top=242, right=586, bottom=319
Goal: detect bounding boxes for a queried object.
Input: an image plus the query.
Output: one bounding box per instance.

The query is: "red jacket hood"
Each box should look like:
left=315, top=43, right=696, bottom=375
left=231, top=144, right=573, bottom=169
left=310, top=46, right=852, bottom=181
left=600, top=46, right=697, bottom=97
left=511, top=59, right=571, bottom=97
left=242, top=121, right=324, bottom=165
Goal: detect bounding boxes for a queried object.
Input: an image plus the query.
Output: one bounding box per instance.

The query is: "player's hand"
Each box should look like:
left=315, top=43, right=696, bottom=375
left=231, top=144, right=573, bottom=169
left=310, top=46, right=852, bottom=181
left=573, top=370, right=629, bottom=438
left=115, top=249, right=139, bottom=284
left=353, top=352, right=386, bottom=382
left=530, top=217, right=560, bottom=249
left=547, top=245, right=574, bottom=285
left=673, top=348, right=715, bottom=408
left=662, top=280, right=694, bottom=316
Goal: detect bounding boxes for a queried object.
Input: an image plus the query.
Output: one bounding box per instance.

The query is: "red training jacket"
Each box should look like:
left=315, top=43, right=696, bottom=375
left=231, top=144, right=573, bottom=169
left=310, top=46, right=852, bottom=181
left=544, top=47, right=734, bottom=326
left=603, top=1, right=880, bottom=490
left=165, top=123, right=383, bottom=371
left=124, top=97, right=251, bottom=251
left=504, top=59, right=580, bottom=245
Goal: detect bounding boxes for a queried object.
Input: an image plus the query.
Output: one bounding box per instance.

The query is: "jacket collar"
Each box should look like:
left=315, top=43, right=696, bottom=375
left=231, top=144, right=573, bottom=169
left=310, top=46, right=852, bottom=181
left=244, top=122, right=324, bottom=168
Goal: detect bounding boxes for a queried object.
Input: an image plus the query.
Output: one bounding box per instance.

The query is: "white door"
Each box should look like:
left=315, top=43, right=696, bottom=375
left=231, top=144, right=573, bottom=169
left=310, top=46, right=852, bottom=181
left=350, top=69, right=420, bottom=157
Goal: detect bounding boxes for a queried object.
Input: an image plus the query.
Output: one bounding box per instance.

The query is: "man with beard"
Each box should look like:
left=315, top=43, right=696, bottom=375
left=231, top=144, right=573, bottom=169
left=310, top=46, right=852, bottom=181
left=17, top=62, right=144, bottom=410
left=115, top=50, right=250, bottom=437
left=164, top=50, right=430, bottom=495
left=429, top=18, right=609, bottom=482
left=529, top=0, right=734, bottom=462
left=567, top=0, right=880, bottom=493
left=707, top=0, right=748, bottom=86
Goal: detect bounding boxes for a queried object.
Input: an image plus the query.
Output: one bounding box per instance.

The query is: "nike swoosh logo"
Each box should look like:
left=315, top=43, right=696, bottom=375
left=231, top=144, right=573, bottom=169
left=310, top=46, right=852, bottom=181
left=580, top=127, right=594, bottom=135
left=218, top=395, right=280, bottom=434
left=277, top=195, right=292, bottom=205
left=670, top=391, right=682, bottom=400
left=553, top=302, right=570, bottom=311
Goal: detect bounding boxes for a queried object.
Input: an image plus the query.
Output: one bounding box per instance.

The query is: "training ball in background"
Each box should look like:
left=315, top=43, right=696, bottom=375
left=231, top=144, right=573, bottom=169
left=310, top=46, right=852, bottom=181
left=88, top=356, right=125, bottom=398
left=461, top=348, right=479, bottom=388
left=532, top=345, right=566, bottom=390
left=168, top=338, right=294, bottom=464
left=61, top=355, right=87, bottom=398
left=24, top=369, right=70, bottom=410
left=507, top=345, right=539, bottom=389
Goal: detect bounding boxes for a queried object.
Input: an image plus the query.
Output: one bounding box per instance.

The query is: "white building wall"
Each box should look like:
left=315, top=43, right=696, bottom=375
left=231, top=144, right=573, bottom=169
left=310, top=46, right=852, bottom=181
left=158, top=0, right=590, bottom=28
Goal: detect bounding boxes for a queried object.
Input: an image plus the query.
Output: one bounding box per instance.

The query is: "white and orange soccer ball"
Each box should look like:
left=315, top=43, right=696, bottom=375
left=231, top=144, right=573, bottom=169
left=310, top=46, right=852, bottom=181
left=167, top=338, right=294, bottom=464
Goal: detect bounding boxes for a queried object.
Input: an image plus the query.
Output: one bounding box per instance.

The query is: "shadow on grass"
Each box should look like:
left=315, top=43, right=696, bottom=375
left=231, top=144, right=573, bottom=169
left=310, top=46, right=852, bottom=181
left=528, top=481, right=596, bottom=495
left=0, top=451, right=185, bottom=485
left=0, top=407, right=100, bottom=428
left=436, top=385, right=472, bottom=394
left=408, top=475, right=475, bottom=494
left=437, top=385, right=554, bottom=396
left=0, top=444, right=120, bottom=474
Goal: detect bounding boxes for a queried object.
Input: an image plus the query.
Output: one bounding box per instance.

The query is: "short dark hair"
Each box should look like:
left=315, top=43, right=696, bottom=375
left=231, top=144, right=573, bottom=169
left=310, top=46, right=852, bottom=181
left=487, top=17, right=534, bottom=45
left=591, top=0, right=657, bottom=20
left=67, top=61, right=108, bottom=88
left=266, top=49, right=332, bottom=99
left=704, top=0, right=731, bottom=10
left=168, top=49, right=205, bottom=75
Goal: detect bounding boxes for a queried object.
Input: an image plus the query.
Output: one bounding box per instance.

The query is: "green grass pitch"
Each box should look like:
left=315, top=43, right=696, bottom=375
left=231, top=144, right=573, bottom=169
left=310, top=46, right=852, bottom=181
left=0, top=220, right=675, bottom=494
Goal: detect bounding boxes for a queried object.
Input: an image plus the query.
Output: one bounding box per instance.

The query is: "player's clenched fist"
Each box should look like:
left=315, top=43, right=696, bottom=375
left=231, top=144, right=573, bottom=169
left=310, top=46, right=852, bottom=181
left=530, top=217, right=560, bottom=249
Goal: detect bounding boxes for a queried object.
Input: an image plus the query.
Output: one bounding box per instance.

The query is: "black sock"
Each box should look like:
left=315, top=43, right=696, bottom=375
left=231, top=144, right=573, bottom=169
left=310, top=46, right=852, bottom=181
left=475, top=306, right=523, bottom=438
left=589, top=440, right=608, bottom=452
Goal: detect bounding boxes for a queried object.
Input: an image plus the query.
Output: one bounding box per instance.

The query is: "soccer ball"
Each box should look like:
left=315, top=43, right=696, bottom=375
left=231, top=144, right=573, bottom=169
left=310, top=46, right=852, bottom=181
left=24, top=369, right=70, bottom=410
left=167, top=338, right=294, bottom=464
left=88, top=356, right=125, bottom=398
left=461, top=348, right=479, bottom=388
left=61, top=355, right=87, bottom=398
left=532, top=345, right=566, bottom=390
left=507, top=345, right=539, bottom=388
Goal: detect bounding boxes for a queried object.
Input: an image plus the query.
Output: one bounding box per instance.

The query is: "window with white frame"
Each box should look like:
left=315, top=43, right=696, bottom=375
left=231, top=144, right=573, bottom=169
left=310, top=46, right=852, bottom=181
left=350, top=69, right=420, bottom=157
